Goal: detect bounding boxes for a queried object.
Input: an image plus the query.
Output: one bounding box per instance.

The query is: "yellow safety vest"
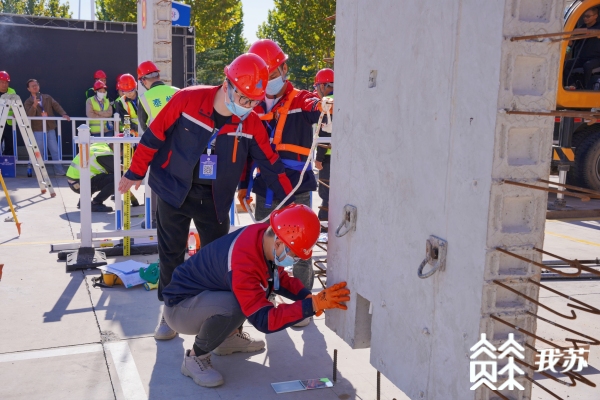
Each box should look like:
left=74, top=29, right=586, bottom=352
left=89, top=97, right=111, bottom=134
left=139, top=84, right=178, bottom=125
left=115, top=96, right=139, bottom=131
left=66, top=143, right=113, bottom=180
left=5, top=87, right=15, bottom=126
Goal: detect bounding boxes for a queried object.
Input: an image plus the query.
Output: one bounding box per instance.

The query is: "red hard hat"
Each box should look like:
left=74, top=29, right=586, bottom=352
left=0, top=71, right=9, bottom=82
left=315, top=68, right=334, bottom=85
left=93, top=80, right=107, bottom=91
left=115, top=74, right=123, bottom=90
left=270, top=204, right=320, bottom=260
left=117, top=74, right=137, bottom=92
left=137, top=61, right=159, bottom=79
left=94, top=70, right=107, bottom=80
left=248, top=39, right=288, bottom=73
left=224, top=53, right=269, bottom=101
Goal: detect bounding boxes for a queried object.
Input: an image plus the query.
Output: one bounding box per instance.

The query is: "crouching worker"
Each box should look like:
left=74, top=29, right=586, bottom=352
left=66, top=142, right=115, bottom=212
left=161, top=204, right=350, bottom=387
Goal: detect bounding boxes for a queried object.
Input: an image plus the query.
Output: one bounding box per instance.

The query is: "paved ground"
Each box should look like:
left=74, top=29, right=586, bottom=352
left=0, top=167, right=599, bottom=400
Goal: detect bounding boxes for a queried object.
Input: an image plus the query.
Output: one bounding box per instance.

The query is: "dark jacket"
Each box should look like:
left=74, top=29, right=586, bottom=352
left=162, top=223, right=314, bottom=334
left=573, top=21, right=600, bottom=61
left=113, top=96, right=139, bottom=133
left=23, top=94, right=67, bottom=132
left=242, top=82, right=323, bottom=198
left=124, top=85, right=294, bottom=223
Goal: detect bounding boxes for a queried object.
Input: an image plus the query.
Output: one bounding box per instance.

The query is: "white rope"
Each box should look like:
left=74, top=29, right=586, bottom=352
left=244, top=97, right=333, bottom=223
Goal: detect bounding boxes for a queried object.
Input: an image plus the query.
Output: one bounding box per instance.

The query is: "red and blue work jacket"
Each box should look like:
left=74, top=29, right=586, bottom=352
left=162, top=223, right=315, bottom=333
left=124, top=85, right=294, bottom=222
left=240, top=82, right=323, bottom=205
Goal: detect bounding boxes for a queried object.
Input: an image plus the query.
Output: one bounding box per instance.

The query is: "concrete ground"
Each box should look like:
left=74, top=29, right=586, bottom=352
left=0, top=167, right=599, bottom=400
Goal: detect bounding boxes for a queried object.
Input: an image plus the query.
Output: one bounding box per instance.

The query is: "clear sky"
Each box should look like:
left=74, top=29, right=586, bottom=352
left=60, top=0, right=274, bottom=43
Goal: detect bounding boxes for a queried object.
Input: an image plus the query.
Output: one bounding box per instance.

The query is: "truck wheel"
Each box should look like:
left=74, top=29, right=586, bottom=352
left=567, top=126, right=600, bottom=187
left=572, top=131, right=600, bottom=191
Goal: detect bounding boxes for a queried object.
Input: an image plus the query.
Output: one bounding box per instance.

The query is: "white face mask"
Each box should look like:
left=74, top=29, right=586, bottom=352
left=96, top=92, right=106, bottom=100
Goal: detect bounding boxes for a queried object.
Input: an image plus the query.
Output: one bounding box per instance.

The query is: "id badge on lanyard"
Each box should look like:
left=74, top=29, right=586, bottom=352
left=199, top=127, right=221, bottom=180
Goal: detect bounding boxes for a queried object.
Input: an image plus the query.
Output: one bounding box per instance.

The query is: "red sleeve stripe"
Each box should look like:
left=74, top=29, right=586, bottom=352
left=267, top=301, right=303, bottom=331
left=278, top=173, right=293, bottom=194
left=130, top=144, right=157, bottom=176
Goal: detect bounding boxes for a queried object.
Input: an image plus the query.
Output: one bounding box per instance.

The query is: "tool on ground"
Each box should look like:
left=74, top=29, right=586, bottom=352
left=0, top=170, right=21, bottom=235
left=271, top=378, right=333, bottom=393
left=144, top=281, right=158, bottom=291
left=122, top=115, right=132, bottom=256
left=139, top=262, right=159, bottom=284
left=91, top=271, right=124, bottom=288
left=0, top=94, right=56, bottom=197
left=333, top=349, right=337, bottom=382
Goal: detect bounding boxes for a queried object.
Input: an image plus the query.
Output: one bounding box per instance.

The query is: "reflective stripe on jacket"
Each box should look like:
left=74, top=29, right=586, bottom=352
left=139, top=85, right=178, bottom=125
left=66, top=143, right=113, bottom=180
left=89, top=97, right=111, bottom=133
left=4, top=87, right=15, bottom=125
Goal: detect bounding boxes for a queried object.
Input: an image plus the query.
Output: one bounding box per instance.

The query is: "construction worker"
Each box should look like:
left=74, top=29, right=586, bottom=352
left=113, top=74, right=139, bottom=134
left=313, top=68, right=334, bottom=224
left=66, top=142, right=115, bottom=212
left=244, top=39, right=333, bottom=326
left=118, top=53, right=295, bottom=340
left=137, top=61, right=179, bottom=133
left=137, top=61, right=179, bottom=228
left=86, top=80, right=114, bottom=136
left=0, top=71, right=16, bottom=156
left=115, top=74, right=124, bottom=98
left=162, top=204, right=350, bottom=387
left=86, top=70, right=107, bottom=99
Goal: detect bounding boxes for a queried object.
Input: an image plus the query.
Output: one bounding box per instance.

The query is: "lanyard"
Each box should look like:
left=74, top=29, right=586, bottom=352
left=206, top=126, right=224, bottom=156
left=96, top=97, right=105, bottom=111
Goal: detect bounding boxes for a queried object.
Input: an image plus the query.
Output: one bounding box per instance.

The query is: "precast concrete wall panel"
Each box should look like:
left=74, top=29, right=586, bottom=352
left=326, top=1, right=562, bottom=399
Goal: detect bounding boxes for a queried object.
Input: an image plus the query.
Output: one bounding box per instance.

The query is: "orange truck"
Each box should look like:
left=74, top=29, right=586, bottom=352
left=557, top=0, right=600, bottom=190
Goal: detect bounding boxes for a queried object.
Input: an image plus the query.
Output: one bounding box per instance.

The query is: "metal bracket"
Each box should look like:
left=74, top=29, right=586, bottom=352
left=335, top=204, right=357, bottom=238
left=417, top=236, right=448, bottom=279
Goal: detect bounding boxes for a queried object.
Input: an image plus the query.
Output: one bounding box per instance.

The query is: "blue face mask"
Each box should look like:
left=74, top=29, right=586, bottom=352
left=225, top=86, right=252, bottom=120
left=266, top=75, right=285, bottom=96
left=273, top=242, right=295, bottom=268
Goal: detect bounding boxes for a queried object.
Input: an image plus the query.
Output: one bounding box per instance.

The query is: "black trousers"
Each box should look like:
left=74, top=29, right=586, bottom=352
left=318, top=159, right=331, bottom=221
left=564, top=58, right=600, bottom=89
left=68, top=173, right=114, bottom=204
left=1, top=122, right=14, bottom=155
left=156, top=189, right=230, bottom=301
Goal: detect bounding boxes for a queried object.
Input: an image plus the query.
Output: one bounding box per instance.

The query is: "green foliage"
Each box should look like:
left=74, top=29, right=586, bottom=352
left=96, top=0, right=136, bottom=22
left=188, top=0, right=242, bottom=53
left=256, top=0, right=335, bottom=89
left=196, top=2, right=248, bottom=84
left=0, top=0, right=72, bottom=17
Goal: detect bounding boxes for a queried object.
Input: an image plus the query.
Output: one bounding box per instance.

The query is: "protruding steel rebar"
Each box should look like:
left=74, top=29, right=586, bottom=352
left=490, top=315, right=567, bottom=351
left=528, top=278, right=600, bottom=315
left=496, top=248, right=581, bottom=278
left=536, top=248, right=600, bottom=278
left=377, top=370, right=381, bottom=400
left=503, top=179, right=591, bottom=201
left=526, top=311, right=600, bottom=348
left=333, top=349, right=337, bottom=383
left=493, top=280, right=576, bottom=320
left=510, top=28, right=600, bottom=43
left=538, top=178, right=600, bottom=199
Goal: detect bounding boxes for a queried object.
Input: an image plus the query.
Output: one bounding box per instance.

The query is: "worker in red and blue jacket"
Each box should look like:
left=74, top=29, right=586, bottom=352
left=161, top=204, right=351, bottom=388
left=118, top=53, right=295, bottom=341
left=238, top=39, right=333, bottom=306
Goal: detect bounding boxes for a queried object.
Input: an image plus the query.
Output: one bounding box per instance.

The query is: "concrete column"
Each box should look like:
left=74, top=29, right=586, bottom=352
left=326, top=1, right=562, bottom=399
left=137, top=0, right=173, bottom=86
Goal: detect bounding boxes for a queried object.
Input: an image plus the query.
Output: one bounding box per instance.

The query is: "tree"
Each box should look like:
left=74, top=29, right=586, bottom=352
left=196, top=2, right=248, bottom=84
left=96, top=0, right=136, bottom=22
left=187, top=0, right=242, bottom=53
left=0, top=0, right=72, bottom=17
left=257, top=0, right=335, bottom=89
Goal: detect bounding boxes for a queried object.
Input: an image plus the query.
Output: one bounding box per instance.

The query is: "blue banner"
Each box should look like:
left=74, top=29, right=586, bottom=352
left=172, top=1, right=192, bottom=27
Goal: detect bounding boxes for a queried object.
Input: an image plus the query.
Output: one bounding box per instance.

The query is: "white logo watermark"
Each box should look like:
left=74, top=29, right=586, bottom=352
left=469, top=333, right=588, bottom=391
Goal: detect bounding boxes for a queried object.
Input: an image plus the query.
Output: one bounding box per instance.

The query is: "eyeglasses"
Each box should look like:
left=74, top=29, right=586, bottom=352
left=583, top=14, right=596, bottom=19
left=313, top=83, right=333, bottom=90
left=229, top=81, right=261, bottom=108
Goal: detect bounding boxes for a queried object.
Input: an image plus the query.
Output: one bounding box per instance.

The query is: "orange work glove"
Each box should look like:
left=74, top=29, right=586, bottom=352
left=237, top=189, right=253, bottom=212
left=312, top=282, right=351, bottom=314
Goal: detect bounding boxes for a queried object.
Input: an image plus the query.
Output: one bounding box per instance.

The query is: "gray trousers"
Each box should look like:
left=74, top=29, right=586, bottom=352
left=163, top=291, right=245, bottom=353
left=254, top=191, right=315, bottom=291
